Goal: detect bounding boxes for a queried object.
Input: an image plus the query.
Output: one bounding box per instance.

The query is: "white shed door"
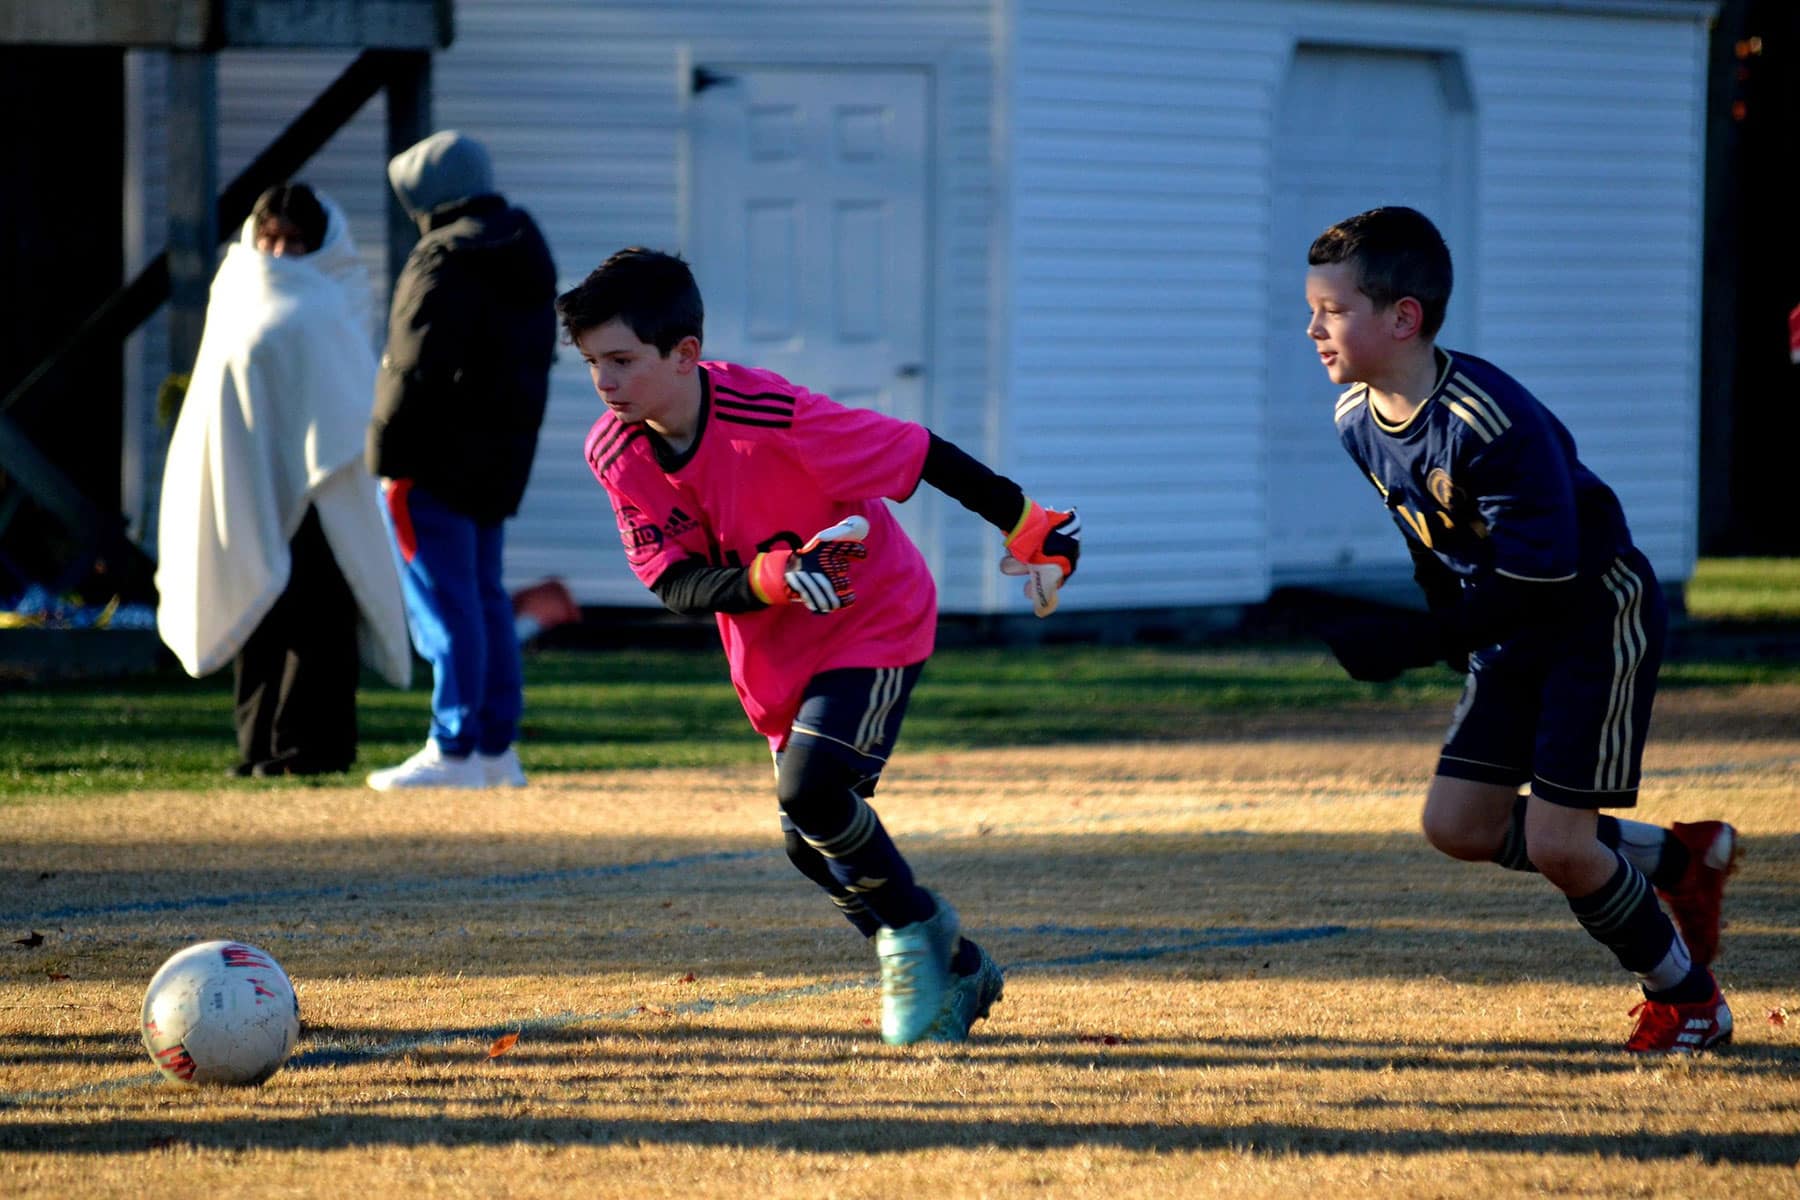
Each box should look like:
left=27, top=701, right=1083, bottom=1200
left=1267, top=46, right=1472, bottom=583
left=689, top=67, right=929, bottom=428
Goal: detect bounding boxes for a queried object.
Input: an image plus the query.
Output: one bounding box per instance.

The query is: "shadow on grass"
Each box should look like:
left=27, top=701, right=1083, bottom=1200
left=0, top=1106, right=1793, bottom=1163
left=4, top=833, right=1795, bottom=992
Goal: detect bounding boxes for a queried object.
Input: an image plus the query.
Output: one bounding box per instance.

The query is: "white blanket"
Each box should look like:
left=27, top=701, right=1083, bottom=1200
left=155, top=197, right=411, bottom=686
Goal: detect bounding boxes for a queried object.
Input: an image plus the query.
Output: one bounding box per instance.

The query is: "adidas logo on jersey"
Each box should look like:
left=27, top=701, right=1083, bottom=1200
left=664, top=507, right=700, bottom=538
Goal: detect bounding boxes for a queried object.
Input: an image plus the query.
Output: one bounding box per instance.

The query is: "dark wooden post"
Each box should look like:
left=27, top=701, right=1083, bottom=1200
left=166, top=47, right=218, bottom=377
left=384, top=49, right=433, bottom=290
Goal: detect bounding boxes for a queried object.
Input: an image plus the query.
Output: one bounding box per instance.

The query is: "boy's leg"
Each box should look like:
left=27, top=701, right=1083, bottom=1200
left=390, top=483, right=485, bottom=756
left=265, top=508, right=360, bottom=774
left=777, top=664, right=1002, bottom=1044
left=777, top=664, right=934, bottom=932
left=1528, top=554, right=1729, bottom=1049
left=368, top=481, right=489, bottom=789
left=472, top=517, right=524, bottom=757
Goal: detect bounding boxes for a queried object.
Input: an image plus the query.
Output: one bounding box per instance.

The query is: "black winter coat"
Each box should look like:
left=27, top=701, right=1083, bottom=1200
left=367, top=195, right=557, bottom=522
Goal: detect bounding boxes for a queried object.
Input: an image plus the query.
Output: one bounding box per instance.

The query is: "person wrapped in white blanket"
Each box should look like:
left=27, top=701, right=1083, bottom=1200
left=155, top=183, right=410, bottom=777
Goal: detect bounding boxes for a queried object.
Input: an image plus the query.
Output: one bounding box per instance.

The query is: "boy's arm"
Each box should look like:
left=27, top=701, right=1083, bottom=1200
left=650, top=558, right=765, bottom=616
left=1444, top=417, right=1583, bottom=650
left=649, top=527, right=870, bottom=617
left=919, top=433, right=1081, bottom=614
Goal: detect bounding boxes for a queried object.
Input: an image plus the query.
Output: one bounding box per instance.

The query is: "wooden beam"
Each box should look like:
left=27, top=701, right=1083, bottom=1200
left=166, top=48, right=218, bottom=377
left=0, top=0, right=450, bottom=49
left=384, top=50, right=433, bottom=289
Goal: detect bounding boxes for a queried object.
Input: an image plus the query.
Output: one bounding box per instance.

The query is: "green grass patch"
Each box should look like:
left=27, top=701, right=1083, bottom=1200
left=3, top=643, right=1797, bottom=800
left=1686, top=557, right=1800, bottom=622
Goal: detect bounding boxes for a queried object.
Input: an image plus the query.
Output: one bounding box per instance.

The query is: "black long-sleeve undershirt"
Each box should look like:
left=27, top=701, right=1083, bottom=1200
left=646, top=431, right=1027, bottom=617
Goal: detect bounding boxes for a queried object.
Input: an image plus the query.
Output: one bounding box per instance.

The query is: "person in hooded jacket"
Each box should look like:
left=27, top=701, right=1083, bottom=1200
left=366, top=131, right=558, bottom=791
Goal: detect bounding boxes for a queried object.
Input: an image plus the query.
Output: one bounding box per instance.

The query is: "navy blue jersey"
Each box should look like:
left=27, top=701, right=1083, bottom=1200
left=1335, top=348, right=1635, bottom=588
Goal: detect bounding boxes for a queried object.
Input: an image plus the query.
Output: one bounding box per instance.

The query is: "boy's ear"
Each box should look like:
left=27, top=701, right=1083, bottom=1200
left=671, top=334, right=703, bottom=372
left=1390, top=296, right=1426, bottom=341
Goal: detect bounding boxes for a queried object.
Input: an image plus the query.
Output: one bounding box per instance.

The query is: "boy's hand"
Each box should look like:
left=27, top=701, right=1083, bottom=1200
left=1001, top=500, right=1080, bottom=617
left=1315, top=610, right=1460, bottom=682
left=750, top=516, right=870, bottom=614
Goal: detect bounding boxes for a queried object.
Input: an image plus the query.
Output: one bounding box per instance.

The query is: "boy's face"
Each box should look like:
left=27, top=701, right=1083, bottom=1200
left=1305, top=261, right=1395, bottom=386
left=573, top=318, right=699, bottom=426
left=254, top=216, right=311, bottom=258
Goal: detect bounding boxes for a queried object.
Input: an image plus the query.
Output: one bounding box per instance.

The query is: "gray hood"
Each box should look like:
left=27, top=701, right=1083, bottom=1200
left=387, top=131, right=495, bottom=220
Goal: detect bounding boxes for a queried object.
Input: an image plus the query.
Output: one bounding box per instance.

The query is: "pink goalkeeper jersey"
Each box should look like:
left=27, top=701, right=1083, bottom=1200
left=585, top=362, right=936, bottom=745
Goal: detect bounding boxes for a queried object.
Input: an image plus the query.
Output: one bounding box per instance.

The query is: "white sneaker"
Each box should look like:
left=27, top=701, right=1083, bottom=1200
left=479, top=746, right=527, bottom=787
left=366, top=741, right=488, bottom=791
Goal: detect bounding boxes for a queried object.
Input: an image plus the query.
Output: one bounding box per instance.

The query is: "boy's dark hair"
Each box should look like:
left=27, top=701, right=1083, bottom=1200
left=556, top=247, right=704, bottom=354
left=1308, top=207, right=1452, bottom=340
left=250, top=182, right=328, bottom=253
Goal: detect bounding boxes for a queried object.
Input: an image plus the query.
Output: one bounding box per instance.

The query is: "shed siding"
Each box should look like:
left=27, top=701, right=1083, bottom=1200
left=137, top=0, right=1711, bottom=615
left=1005, top=0, right=1710, bottom=607
left=209, top=0, right=999, bottom=607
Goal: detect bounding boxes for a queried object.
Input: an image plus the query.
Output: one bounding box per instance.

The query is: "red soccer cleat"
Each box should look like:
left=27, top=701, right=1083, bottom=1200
left=1626, top=986, right=1733, bottom=1054
left=1657, top=821, right=1739, bottom=966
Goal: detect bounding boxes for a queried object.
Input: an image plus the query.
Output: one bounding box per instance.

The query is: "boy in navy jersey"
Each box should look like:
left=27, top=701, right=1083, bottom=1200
left=1304, top=207, right=1737, bottom=1053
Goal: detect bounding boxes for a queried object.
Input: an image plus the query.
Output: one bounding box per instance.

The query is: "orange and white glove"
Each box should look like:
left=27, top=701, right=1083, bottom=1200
left=750, top=515, right=870, bottom=614
left=1000, top=500, right=1081, bottom=617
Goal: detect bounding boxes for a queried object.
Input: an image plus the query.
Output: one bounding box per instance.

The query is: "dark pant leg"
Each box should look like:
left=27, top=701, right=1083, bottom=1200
left=233, top=618, right=284, bottom=770
left=262, top=508, right=360, bottom=771
left=473, top=517, right=522, bottom=755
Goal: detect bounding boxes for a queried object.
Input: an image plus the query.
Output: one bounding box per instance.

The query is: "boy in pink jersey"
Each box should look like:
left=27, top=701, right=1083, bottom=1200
left=560, top=248, right=1080, bottom=1044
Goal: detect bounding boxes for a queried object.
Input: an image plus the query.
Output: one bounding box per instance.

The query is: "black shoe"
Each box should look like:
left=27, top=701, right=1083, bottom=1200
left=226, top=762, right=256, bottom=779
left=252, top=754, right=351, bottom=778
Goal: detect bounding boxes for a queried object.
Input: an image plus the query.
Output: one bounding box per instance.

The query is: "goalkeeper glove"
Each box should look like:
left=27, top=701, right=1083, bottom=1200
left=1000, top=500, right=1081, bottom=617
left=1315, top=609, right=1463, bottom=683
left=749, top=515, right=870, bottom=614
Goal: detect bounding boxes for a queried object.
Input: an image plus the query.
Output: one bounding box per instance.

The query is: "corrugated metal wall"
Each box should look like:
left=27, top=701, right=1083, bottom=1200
left=1005, top=0, right=1712, bottom=602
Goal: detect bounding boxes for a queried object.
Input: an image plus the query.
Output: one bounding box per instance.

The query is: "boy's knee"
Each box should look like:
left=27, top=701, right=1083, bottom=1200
left=1421, top=805, right=1498, bottom=861
left=1420, top=779, right=1511, bottom=862
left=1523, top=831, right=1591, bottom=883
left=776, top=739, right=869, bottom=826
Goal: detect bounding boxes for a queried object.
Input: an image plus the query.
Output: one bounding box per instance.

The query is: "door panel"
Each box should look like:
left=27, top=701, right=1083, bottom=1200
left=1268, top=46, right=1472, bottom=582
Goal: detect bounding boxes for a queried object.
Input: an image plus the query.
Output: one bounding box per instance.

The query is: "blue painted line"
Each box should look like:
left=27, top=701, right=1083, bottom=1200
left=0, top=923, right=1352, bottom=1106
left=5, top=850, right=766, bottom=924
left=1022, top=924, right=1345, bottom=968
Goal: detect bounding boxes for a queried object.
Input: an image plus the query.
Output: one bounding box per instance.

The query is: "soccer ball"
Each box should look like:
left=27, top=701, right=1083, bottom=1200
left=140, top=940, right=300, bottom=1086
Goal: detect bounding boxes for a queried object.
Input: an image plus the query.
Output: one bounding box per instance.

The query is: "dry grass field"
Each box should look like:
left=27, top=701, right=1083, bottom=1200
left=2, top=683, right=1797, bottom=1197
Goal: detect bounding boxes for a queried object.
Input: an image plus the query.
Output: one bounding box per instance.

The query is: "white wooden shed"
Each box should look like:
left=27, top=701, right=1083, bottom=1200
left=125, top=0, right=1718, bottom=617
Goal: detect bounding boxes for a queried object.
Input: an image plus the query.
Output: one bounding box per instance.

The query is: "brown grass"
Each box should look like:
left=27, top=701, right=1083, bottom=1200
left=2, top=689, right=1797, bottom=1198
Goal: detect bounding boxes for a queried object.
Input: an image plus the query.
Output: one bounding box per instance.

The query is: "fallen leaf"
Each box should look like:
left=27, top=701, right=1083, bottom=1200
left=1770, top=1008, right=1788, bottom=1027
left=13, top=932, right=44, bottom=948
left=47, top=972, right=70, bottom=981
left=676, top=972, right=696, bottom=983
left=486, top=1031, right=520, bottom=1058
left=1079, top=1034, right=1123, bottom=1046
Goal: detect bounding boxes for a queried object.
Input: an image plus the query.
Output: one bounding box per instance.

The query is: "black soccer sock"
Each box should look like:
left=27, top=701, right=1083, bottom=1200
left=781, top=816, right=882, bottom=937
left=1568, top=851, right=1709, bottom=1000
left=951, top=936, right=984, bottom=977
left=1493, top=795, right=1537, bottom=872
left=778, top=740, right=934, bottom=931
left=1498, top=798, right=1688, bottom=889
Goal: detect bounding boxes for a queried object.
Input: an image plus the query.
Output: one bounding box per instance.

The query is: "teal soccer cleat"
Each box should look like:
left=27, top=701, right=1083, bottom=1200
left=925, top=942, right=1004, bottom=1042
left=876, top=893, right=960, bottom=1045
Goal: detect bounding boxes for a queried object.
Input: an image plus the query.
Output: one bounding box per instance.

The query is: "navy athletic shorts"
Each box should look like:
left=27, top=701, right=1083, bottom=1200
left=784, top=662, right=926, bottom=776
left=1436, top=548, right=1667, bottom=809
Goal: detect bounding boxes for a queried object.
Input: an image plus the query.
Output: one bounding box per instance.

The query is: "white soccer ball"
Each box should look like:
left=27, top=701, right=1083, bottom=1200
left=140, top=940, right=301, bottom=1086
